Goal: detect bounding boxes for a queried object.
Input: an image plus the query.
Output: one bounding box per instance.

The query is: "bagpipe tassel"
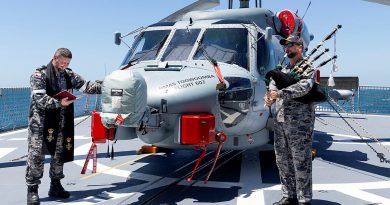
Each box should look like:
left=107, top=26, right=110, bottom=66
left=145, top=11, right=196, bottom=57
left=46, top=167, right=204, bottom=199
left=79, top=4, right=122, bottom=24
left=328, top=73, right=335, bottom=87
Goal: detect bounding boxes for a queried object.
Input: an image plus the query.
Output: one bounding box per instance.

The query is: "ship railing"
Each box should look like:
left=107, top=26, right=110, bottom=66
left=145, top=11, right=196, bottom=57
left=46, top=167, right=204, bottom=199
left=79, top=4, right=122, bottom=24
left=316, top=86, right=390, bottom=114
left=1, top=86, right=390, bottom=133
left=0, top=87, right=101, bottom=133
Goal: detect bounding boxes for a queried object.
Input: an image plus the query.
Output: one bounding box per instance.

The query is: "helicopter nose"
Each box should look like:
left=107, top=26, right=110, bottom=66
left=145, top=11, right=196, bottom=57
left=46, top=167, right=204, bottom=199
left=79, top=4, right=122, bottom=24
left=145, top=69, right=219, bottom=113
left=100, top=69, right=148, bottom=127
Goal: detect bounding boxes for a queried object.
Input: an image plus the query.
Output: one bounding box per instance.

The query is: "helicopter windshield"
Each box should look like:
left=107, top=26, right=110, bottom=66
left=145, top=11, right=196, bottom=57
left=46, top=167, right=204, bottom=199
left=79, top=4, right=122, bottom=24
left=161, top=29, right=201, bottom=61
left=122, top=30, right=171, bottom=65
left=194, top=28, right=248, bottom=69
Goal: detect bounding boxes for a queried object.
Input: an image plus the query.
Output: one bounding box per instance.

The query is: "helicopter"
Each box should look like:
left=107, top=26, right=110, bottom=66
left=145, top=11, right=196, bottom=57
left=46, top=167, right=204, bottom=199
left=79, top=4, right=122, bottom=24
left=85, top=0, right=341, bottom=179
left=94, top=0, right=321, bottom=150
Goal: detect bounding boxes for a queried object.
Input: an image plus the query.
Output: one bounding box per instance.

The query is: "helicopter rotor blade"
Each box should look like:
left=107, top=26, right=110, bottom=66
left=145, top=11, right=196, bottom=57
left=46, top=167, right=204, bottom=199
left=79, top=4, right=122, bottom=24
left=363, top=0, right=390, bottom=6
left=160, top=0, right=220, bottom=22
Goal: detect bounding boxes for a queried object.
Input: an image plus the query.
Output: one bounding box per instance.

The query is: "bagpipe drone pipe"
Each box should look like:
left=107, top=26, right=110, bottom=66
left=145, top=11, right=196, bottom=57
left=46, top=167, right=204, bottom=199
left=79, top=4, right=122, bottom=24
left=264, top=25, right=342, bottom=103
left=264, top=55, right=336, bottom=103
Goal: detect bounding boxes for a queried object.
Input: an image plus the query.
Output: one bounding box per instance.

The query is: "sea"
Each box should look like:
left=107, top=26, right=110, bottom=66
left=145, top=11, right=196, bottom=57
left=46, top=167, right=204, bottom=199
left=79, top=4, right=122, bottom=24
left=0, top=86, right=389, bottom=133
left=0, top=88, right=101, bottom=132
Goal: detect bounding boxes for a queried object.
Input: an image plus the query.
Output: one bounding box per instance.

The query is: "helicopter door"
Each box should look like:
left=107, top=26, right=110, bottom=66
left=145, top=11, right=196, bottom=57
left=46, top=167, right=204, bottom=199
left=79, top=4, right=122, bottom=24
left=250, top=31, right=272, bottom=112
left=218, top=77, right=253, bottom=128
left=193, top=27, right=253, bottom=128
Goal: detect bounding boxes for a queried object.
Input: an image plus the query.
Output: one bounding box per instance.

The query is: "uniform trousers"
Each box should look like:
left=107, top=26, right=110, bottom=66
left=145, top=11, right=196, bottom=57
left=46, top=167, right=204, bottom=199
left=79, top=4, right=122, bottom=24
left=26, top=129, right=65, bottom=186
left=274, top=110, right=314, bottom=203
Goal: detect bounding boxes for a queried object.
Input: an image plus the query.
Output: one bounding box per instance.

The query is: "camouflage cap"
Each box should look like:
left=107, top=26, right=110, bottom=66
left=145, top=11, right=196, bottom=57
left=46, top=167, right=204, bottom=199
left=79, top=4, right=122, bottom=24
left=280, top=35, right=303, bottom=46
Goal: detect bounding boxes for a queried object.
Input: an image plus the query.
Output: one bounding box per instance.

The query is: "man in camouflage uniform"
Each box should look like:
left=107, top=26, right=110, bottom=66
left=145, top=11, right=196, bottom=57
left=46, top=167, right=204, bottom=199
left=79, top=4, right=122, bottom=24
left=26, top=48, right=102, bottom=205
left=265, top=36, right=315, bottom=205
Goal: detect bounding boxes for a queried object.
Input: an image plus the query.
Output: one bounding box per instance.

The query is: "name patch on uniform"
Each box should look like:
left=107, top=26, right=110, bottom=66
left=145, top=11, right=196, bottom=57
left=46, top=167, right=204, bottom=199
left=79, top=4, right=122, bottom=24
left=111, top=89, right=123, bottom=96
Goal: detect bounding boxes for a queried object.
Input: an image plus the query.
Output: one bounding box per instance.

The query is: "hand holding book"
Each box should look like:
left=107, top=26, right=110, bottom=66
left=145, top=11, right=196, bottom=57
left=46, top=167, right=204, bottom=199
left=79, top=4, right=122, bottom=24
left=53, top=91, right=77, bottom=100
left=53, top=91, right=77, bottom=107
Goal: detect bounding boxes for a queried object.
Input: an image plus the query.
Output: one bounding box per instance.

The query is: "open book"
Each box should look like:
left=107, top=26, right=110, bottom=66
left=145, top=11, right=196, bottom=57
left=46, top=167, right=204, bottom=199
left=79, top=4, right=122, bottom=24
left=53, top=90, right=77, bottom=100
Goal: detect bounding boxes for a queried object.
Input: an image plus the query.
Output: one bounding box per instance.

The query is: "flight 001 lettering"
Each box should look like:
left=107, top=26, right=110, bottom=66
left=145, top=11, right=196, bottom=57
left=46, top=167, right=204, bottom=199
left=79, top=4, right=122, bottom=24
left=158, top=75, right=215, bottom=90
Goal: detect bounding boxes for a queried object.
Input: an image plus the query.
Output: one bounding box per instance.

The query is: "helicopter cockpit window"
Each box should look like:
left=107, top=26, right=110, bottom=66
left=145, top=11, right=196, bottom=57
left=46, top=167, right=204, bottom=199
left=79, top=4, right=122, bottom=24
left=122, top=30, right=171, bottom=65
left=161, top=29, right=201, bottom=61
left=193, top=28, right=248, bottom=70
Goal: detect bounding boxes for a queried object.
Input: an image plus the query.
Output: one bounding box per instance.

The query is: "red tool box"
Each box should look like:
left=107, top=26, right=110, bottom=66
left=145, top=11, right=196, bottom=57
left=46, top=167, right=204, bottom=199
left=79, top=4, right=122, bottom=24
left=181, top=114, right=215, bottom=145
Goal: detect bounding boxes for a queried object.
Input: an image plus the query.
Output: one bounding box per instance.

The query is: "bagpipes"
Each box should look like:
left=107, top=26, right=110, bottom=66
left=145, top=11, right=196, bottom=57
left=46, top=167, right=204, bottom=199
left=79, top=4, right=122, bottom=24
left=265, top=25, right=342, bottom=104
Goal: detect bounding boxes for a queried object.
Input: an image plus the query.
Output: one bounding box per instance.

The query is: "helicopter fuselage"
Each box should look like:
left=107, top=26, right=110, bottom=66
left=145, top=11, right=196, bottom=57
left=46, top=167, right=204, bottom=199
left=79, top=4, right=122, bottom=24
left=102, top=8, right=309, bottom=150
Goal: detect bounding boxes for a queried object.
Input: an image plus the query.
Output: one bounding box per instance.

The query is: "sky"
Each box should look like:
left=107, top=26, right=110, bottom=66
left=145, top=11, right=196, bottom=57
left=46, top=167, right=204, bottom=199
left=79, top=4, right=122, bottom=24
left=0, top=0, right=389, bottom=87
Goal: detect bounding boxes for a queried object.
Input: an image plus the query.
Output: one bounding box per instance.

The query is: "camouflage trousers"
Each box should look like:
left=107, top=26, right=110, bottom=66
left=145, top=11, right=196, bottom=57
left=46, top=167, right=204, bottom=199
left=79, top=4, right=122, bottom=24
left=274, top=113, right=315, bottom=203
left=25, top=130, right=65, bottom=186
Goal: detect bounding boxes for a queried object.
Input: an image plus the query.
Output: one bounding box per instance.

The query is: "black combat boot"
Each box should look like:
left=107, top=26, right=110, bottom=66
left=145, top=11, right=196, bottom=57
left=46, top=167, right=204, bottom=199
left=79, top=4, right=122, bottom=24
left=273, top=196, right=299, bottom=205
left=48, top=179, right=70, bottom=198
left=27, top=185, right=40, bottom=205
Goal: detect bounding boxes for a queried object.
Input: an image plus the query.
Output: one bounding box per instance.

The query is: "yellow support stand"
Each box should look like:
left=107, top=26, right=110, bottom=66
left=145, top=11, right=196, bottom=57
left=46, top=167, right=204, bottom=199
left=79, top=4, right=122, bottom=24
left=312, top=148, right=317, bottom=160
left=137, top=145, right=158, bottom=154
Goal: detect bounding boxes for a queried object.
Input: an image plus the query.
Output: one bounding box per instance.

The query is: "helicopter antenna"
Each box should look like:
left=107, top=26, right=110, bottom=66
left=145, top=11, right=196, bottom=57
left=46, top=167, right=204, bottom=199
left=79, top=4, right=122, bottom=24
left=255, top=0, right=262, bottom=8
left=239, top=0, right=249, bottom=8
left=301, top=1, right=312, bottom=20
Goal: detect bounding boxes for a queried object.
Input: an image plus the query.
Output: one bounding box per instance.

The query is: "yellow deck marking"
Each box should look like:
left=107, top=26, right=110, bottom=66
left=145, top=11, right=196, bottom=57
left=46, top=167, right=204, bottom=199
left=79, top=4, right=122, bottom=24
left=80, top=153, right=156, bottom=180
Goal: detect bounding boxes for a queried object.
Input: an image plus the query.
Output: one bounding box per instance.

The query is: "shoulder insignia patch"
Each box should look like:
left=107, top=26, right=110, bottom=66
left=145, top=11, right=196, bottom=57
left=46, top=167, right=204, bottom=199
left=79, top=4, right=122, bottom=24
left=33, top=72, right=43, bottom=80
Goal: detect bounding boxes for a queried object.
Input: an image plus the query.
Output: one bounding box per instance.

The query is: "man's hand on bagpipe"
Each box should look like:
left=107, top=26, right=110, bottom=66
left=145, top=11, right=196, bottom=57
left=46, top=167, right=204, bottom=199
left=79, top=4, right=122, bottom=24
left=264, top=91, right=278, bottom=107
left=268, top=90, right=279, bottom=100
left=264, top=96, right=274, bottom=107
